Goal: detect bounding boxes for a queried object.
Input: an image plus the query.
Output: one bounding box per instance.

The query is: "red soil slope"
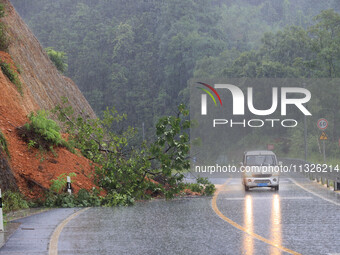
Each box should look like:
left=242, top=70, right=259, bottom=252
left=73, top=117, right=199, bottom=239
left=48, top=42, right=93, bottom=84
left=1, top=0, right=96, bottom=118
left=0, top=52, right=99, bottom=198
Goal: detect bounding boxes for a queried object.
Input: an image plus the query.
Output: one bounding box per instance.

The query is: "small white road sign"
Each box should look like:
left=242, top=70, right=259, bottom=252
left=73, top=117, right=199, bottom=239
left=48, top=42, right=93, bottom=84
left=317, top=118, right=328, bottom=130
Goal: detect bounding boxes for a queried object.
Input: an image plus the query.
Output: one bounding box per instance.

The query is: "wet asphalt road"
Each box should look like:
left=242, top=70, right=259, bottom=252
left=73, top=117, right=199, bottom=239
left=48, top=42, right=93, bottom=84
left=0, top=178, right=339, bottom=255
left=0, top=208, right=80, bottom=255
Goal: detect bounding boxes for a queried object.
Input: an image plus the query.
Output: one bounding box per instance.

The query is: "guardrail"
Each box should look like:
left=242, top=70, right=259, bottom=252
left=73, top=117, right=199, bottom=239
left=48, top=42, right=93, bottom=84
left=306, top=168, right=340, bottom=191
left=279, top=158, right=340, bottom=191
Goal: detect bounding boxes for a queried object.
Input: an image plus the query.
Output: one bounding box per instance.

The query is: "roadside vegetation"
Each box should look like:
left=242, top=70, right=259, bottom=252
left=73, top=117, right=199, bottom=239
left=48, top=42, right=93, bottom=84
left=12, top=100, right=215, bottom=209
left=50, top=172, right=77, bottom=194
left=51, top=99, right=193, bottom=201
left=184, top=177, right=216, bottom=196
left=2, top=191, right=29, bottom=214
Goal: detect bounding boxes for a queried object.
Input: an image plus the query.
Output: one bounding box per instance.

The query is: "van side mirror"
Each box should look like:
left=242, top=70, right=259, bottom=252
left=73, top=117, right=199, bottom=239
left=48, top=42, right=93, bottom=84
left=278, top=161, right=283, bottom=166
left=239, top=162, right=243, bottom=166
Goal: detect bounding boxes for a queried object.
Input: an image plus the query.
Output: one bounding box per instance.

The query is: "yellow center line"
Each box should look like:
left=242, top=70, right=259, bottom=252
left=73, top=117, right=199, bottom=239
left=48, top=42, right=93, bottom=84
left=211, top=179, right=301, bottom=255
left=49, top=207, right=90, bottom=255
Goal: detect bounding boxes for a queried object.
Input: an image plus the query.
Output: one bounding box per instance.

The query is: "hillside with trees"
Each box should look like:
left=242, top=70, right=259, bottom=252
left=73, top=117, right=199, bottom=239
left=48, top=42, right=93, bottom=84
left=11, top=0, right=340, bottom=162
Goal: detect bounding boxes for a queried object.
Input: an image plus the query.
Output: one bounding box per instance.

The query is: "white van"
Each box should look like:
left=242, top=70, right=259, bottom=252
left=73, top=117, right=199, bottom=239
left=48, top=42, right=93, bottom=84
left=241, top=150, right=280, bottom=191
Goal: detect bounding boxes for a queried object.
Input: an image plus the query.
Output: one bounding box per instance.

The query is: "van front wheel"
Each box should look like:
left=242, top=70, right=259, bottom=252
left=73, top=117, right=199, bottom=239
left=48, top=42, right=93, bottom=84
left=244, top=185, right=249, bottom=191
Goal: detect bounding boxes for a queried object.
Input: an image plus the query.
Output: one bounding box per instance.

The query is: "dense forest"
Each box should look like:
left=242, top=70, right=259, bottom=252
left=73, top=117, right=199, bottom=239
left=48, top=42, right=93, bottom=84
left=11, top=0, right=340, bottom=162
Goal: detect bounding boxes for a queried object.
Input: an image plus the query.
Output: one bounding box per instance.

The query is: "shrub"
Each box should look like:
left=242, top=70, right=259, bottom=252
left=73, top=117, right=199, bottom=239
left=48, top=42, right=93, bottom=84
left=190, top=183, right=204, bottom=193
left=43, top=188, right=102, bottom=208
left=0, top=4, right=9, bottom=51
left=27, top=140, right=36, bottom=150
left=45, top=47, right=68, bottom=73
left=0, top=130, right=9, bottom=157
left=2, top=191, right=29, bottom=214
left=50, top=172, right=76, bottom=194
left=18, top=110, right=72, bottom=151
left=27, top=110, right=62, bottom=143
left=145, top=181, right=164, bottom=198
left=43, top=193, right=76, bottom=208
left=0, top=61, right=22, bottom=95
left=0, top=25, right=9, bottom=51
left=101, top=191, right=134, bottom=206
left=203, top=184, right=216, bottom=196
left=186, top=177, right=216, bottom=196
left=196, top=177, right=210, bottom=185
left=75, top=188, right=102, bottom=207
left=14, top=62, right=22, bottom=74
left=0, top=4, right=5, bottom=18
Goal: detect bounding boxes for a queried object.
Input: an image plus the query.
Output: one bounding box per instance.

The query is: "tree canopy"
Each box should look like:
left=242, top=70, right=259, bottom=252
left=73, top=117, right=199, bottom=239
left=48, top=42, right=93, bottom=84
left=12, top=0, right=340, bottom=160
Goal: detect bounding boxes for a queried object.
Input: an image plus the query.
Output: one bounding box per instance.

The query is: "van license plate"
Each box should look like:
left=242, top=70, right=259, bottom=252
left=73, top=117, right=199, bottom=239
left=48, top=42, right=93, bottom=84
left=257, top=183, right=268, bottom=187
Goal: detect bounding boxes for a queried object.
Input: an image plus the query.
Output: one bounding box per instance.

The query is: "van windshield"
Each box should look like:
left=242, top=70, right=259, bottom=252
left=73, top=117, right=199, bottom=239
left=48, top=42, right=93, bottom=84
left=246, top=155, right=276, bottom=166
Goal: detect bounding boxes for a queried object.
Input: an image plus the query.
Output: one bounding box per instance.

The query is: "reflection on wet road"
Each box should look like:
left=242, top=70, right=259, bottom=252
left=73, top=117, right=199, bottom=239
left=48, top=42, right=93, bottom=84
left=270, top=194, right=281, bottom=255
left=56, top=178, right=338, bottom=255
left=243, top=195, right=254, bottom=255
left=0, top=178, right=339, bottom=255
left=215, top=178, right=339, bottom=255
left=241, top=193, right=282, bottom=255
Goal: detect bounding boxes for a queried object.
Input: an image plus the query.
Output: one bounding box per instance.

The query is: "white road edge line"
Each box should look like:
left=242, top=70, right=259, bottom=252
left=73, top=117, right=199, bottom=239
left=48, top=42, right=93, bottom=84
left=49, top=208, right=90, bottom=255
left=290, top=178, right=340, bottom=206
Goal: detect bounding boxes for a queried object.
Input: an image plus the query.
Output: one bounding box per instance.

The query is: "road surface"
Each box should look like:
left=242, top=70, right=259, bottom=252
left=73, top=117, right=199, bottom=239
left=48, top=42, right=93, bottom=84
left=0, top=177, right=339, bottom=255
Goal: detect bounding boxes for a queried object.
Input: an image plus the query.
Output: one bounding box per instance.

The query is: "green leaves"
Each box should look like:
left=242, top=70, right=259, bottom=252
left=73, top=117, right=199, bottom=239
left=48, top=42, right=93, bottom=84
left=50, top=173, right=76, bottom=194
left=45, top=47, right=68, bottom=73
left=18, top=110, right=74, bottom=154
left=0, top=3, right=9, bottom=51
left=53, top=101, right=191, bottom=200
left=182, top=177, right=216, bottom=196
left=0, top=61, right=22, bottom=95
left=148, top=104, right=190, bottom=198
left=44, top=188, right=104, bottom=208
left=25, top=110, right=67, bottom=148
left=2, top=191, right=29, bottom=214
left=0, top=130, right=10, bottom=157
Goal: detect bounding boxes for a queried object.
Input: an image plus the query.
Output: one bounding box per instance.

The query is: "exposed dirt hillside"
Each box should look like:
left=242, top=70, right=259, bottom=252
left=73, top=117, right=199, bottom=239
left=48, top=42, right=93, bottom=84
left=1, top=0, right=96, bottom=118
left=0, top=52, right=99, bottom=198
left=0, top=1, right=100, bottom=198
